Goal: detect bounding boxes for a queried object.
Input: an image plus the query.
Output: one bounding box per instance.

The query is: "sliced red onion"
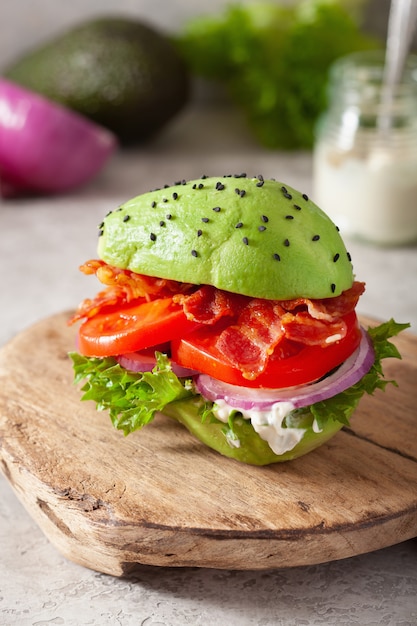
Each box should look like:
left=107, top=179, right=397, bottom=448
left=0, top=79, right=117, bottom=197
left=116, top=352, right=199, bottom=378
left=195, top=328, right=375, bottom=411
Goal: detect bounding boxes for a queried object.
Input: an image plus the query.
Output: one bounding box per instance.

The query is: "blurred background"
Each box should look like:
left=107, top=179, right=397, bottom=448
left=0, top=0, right=413, bottom=65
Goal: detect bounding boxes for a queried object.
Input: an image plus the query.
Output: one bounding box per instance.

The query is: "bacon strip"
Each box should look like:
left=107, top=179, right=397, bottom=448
left=68, top=259, right=194, bottom=324
left=175, top=286, right=245, bottom=325
left=279, top=282, right=365, bottom=322
left=216, top=300, right=286, bottom=380
left=281, top=312, right=347, bottom=346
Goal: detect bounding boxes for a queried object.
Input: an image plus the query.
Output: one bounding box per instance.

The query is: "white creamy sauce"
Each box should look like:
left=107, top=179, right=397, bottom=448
left=313, top=142, right=417, bottom=245
left=312, top=418, right=323, bottom=434
left=213, top=399, right=307, bottom=455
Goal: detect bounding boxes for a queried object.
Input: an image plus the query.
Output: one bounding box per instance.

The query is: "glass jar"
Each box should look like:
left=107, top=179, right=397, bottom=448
left=312, top=50, right=417, bottom=245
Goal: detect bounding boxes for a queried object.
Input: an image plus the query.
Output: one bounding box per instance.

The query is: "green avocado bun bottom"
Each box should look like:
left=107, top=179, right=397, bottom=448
left=71, top=176, right=406, bottom=465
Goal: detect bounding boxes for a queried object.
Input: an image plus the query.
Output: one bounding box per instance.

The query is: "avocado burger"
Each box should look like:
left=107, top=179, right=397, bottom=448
left=69, top=175, right=408, bottom=465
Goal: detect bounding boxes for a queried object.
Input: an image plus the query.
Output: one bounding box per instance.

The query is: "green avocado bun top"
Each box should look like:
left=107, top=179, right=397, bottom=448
left=97, top=175, right=353, bottom=300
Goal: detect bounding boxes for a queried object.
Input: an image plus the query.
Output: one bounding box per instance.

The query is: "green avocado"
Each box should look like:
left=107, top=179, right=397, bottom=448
left=3, top=17, right=189, bottom=144
left=97, top=175, right=354, bottom=300
left=163, top=397, right=344, bottom=465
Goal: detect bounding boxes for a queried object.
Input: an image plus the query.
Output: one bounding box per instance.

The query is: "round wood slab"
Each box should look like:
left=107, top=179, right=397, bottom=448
left=0, top=312, right=416, bottom=576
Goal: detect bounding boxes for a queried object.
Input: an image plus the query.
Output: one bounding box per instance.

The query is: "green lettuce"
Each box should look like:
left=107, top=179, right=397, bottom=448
left=70, top=351, right=195, bottom=434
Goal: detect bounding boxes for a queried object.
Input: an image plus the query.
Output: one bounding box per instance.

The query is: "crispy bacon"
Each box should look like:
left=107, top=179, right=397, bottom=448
left=279, top=282, right=365, bottom=322
left=281, top=312, right=347, bottom=346
left=68, top=259, right=194, bottom=324
left=216, top=300, right=286, bottom=380
left=213, top=283, right=364, bottom=380
left=175, top=286, right=245, bottom=325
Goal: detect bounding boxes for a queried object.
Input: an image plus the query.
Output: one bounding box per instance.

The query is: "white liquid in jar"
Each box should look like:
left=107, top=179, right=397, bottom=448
left=313, top=139, right=417, bottom=245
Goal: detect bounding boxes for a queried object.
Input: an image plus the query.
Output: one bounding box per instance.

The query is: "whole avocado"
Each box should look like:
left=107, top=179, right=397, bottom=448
left=3, top=16, right=190, bottom=144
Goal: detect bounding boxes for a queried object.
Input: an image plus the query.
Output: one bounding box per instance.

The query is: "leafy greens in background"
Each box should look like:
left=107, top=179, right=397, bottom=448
left=174, top=0, right=380, bottom=149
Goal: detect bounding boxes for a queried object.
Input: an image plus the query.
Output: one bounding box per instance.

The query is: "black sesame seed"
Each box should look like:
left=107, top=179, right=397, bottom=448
left=192, top=184, right=197, bottom=189
left=333, top=253, right=340, bottom=262
left=242, top=237, right=249, bottom=245
left=331, top=283, right=336, bottom=293
left=235, top=188, right=240, bottom=195
left=191, top=249, right=198, bottom=257
left=302, top=193, right=309, bottom=201
left=234, top=172, right=247, bottom=178
left=202, top=217, right=209, bottom=223
left=283, top=192, right=292, bottom=199
left=198, top=183, right=204, bottom=189
left=150, top=233, right=156, bottom=241
left=172, top=192, right=178, bottom=200
left=151, top=201, right=157, bottom=208
left=239, top=189, right=246, bottom=197
left=261, top=215, right=269, bottom=223
left=164, top=184, right=169, bottom=188
left=347, top=252, right=352, bottom=262
left=312, top=234, right=320, bottom=241
left=281, top=186, right=288, bottom=193
left=197, top=229, right=203, bottom=237
left=235, top=222, right=243, bottom=228
left=273, top=253, right=281, bottom=261
left=160, top=220, right=166, bottom=227
left=163, top=198, right=168, bottom=203
left=285, top=215, right=294, bottom=220
left=212, top=206, right=221, bottom=212
left=116, top=206, right=123, bottom=211
left=123, top=215, right=130, bottom=222
left=336, top=225, right=340, bottom=232
left=258, top=225, right=266, bottom=232
left=293, top=204, right=302, bottom=211
left=257, top=174, right=264, bottom=181
left=256, top=180, right=265, bottom=187
left=98, top=221, right=104, bottom=229
left=98, top=229, right=104, bottom=237
left=166, top=214, right=172, bottom=220
left=284, top=238, right=290, bottom=247
left=105, top=210, right=113, bottom=216
left=181, top=179, right=187, bottom=185
left=216, top=182, right=225, bottom=190
left=201, top=174, right=207, bottom=179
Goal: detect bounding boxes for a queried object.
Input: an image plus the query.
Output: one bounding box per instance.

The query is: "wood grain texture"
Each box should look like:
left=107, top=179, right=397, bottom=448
left=0, top=312, right=416, bottom=576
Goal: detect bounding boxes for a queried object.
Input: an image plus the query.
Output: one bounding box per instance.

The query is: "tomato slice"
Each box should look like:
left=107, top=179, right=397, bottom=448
left=78, top=297, right=199, bottom=357
left=171, top=312, right=362, bottom=389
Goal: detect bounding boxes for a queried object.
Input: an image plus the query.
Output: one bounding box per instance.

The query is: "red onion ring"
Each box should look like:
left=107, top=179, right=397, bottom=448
left=116, top=351, right=199, bottom=378
left=194, top=328, right=375, bottom=410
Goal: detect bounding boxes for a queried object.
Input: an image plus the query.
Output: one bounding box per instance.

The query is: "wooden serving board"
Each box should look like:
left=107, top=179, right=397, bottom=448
left=0, top=312, right=416, bottom=576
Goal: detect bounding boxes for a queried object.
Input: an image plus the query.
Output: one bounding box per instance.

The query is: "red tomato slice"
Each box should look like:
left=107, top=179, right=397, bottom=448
left=171, top=312, right=362, bottom=389
left=78, top=297, right=200, bottom=357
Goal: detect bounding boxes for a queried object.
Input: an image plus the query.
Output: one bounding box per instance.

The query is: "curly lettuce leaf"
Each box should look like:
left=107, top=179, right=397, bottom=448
left=69, top=351, right=195, bottom=435
left=175, top=0, right=380, bottom=148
